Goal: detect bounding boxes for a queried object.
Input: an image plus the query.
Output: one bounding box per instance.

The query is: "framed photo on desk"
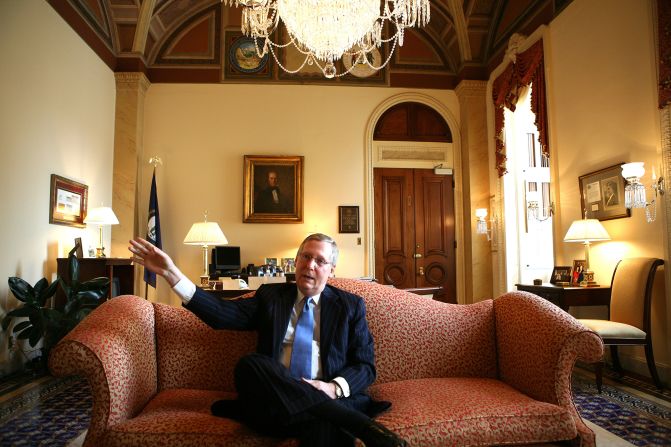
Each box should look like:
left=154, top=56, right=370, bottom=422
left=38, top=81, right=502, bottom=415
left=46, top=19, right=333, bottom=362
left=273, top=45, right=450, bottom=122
left=550, top=266, right=572, bottom=285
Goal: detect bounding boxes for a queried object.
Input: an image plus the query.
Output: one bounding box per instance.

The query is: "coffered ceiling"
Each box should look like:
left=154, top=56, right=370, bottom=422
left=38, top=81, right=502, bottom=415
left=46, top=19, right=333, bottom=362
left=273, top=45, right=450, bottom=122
left=48, top=0, right=572, bottom=88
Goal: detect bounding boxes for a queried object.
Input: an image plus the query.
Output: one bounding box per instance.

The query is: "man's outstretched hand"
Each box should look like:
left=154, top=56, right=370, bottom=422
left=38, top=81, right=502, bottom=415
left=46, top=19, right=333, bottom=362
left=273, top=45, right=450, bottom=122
left=128, top=237, right=183, bottom=287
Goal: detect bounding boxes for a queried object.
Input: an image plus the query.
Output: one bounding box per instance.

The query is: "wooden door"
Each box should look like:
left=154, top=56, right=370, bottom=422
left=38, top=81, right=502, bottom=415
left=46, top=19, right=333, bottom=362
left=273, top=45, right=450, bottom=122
left=374, top=168, right=456, bottom=302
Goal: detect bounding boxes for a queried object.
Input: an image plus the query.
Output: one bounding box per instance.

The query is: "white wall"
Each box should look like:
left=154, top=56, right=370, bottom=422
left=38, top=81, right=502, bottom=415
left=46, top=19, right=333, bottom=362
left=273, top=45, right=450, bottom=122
left=0, top=0, right=116, bottom=374
left=546, top=0, right=668, bottom=376
left=141, top=84, right=458, bottom=306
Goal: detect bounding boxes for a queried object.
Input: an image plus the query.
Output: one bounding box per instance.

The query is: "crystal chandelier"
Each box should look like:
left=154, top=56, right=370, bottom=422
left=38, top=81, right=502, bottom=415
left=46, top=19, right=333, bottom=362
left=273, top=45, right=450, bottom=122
left=222, top=0, right=430, bottom=78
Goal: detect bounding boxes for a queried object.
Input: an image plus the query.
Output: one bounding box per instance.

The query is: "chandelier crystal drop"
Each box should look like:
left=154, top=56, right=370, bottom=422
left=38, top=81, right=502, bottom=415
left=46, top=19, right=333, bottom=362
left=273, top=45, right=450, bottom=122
left=222, top=0, right=430, bottom=78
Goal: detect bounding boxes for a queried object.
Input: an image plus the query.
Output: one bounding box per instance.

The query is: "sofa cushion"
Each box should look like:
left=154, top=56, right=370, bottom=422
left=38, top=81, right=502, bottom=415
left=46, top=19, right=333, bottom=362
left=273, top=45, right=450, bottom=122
left=104, top=389, right=297, bottom=447
left=329, top=278, right=498, bottom=384
left=369, top=377, right=577, bottom=446
left=154, top=304, right=258, bottom=392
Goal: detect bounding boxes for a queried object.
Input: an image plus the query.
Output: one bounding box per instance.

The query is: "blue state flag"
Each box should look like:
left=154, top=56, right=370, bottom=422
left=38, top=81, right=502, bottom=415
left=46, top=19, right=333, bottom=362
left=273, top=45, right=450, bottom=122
left=144, top=171, right=162, bottom=288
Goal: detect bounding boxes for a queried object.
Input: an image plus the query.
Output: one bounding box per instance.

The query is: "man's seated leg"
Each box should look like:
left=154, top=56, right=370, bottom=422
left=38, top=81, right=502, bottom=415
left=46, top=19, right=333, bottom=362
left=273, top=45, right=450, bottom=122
left=227, top=353, right=407, bottom=447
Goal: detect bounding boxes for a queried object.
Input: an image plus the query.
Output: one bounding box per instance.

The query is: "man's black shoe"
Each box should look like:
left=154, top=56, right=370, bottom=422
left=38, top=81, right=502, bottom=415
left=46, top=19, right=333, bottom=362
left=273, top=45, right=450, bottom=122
left=210, top=399, right=242, bottom=419
left=359, top=420, right=408, bottom=447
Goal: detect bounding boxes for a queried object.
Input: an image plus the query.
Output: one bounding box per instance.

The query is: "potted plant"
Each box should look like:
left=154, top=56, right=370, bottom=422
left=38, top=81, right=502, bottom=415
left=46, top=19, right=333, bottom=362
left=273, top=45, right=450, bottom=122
left=2, top=247, right=109, bottom=372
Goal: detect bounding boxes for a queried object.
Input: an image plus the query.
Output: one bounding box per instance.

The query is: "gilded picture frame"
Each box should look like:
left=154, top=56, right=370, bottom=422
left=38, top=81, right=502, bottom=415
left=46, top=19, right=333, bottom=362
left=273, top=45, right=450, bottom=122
left=243, top=155, right=304, bottom=223
left=579, top=163, right=630, bottom=221
left=49, top=174, right=88, bottom=228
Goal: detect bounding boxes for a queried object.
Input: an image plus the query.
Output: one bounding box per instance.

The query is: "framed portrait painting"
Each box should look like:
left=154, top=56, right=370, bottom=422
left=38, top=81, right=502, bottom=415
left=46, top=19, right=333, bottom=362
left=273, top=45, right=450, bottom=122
left=243, top=155, right=304, bottom=223
left=49, top=174, right=88, bottom=228
left=579, top=163, right=630, bottom=221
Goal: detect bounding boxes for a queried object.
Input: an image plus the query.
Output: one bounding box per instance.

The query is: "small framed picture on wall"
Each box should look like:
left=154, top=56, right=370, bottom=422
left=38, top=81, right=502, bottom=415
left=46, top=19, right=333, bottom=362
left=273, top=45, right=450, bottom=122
left=338, top=206, right=360, bottom=233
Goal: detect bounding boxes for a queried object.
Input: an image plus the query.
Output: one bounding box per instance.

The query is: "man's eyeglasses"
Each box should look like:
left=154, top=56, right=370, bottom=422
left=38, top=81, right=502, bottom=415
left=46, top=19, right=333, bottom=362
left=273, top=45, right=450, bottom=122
left=298, top=253, right=331, bottom=267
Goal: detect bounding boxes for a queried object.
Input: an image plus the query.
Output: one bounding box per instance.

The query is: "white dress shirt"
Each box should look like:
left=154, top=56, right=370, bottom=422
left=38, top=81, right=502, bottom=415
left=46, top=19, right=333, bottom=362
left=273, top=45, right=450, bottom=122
left=172, top=277, right=350, bottom=397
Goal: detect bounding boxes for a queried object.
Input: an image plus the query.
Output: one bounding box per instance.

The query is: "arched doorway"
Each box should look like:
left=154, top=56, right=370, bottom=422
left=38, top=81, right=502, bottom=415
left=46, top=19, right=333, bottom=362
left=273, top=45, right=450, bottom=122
left=369, top=100, right=458, bottom=302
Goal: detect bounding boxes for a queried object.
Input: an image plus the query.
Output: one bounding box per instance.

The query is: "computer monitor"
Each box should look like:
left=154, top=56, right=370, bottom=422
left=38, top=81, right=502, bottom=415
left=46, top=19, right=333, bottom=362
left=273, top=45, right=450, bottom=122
left=211, top=246, right=241, bottom=275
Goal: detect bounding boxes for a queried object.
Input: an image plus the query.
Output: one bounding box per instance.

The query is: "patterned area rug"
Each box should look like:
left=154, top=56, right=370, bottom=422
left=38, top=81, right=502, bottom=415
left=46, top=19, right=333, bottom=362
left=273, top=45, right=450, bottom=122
left=0, top=376, right=91, bottom=446
left=0, top=373, right=669, bottom=446
left=572, top=373, right=671, bottom=446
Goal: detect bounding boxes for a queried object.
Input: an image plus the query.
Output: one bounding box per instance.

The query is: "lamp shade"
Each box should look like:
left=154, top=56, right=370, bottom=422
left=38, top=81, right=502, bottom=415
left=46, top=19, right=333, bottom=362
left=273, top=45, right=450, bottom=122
left=183, top=222, right=228, bottom=246
left=84, top=207, right=119, bottom=225
left=563, top=219, right=610, bottom=243
left=621, top=162, right=645, bottom=180
left=475, top=208, right=488, bottom=219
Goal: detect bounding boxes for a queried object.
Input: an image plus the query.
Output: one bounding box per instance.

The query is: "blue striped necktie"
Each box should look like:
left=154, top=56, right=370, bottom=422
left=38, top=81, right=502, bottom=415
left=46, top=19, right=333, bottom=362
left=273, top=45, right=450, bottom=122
left=290, top=297, right=315, bottom=379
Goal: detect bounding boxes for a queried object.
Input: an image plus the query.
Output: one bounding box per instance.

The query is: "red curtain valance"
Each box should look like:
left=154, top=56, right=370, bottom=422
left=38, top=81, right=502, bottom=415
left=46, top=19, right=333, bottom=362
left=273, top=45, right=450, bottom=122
left=491, top=40, right=548, bottom=176
left=660, top=0, right=671, bottom=109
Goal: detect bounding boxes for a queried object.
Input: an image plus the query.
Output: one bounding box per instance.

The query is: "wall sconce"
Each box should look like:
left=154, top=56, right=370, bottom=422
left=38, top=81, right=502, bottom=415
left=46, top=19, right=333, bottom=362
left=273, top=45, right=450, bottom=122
left=621, top=162, right=665, bottom=223
left=475, top=208, right=494, bottom=241
left=527, top=200, right=554, bottom=222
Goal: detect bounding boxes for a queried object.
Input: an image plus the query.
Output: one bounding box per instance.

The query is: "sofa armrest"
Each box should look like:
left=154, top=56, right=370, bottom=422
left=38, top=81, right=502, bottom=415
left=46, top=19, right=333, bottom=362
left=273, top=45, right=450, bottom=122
left=48, top=295, right=158, bottom=446
left=494, top=291, right=603, bottom=446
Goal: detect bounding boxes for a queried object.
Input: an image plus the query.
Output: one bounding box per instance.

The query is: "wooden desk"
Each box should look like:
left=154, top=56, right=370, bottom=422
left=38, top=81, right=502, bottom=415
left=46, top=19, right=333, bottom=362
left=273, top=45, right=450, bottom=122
left=515, top=283, right=610, bottom=312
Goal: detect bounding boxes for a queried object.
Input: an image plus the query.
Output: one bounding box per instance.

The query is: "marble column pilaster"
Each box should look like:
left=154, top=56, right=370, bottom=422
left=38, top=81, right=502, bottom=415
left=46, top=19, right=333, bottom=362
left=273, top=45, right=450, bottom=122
left=111, top=73, right=150, bottom=260
left=455, top=80, right=493, bottom=303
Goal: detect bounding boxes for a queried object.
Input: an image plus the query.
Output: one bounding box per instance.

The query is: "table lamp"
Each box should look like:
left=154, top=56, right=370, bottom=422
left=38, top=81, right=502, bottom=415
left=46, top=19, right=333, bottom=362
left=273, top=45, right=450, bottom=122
left=563, top=218, right=610, bottom=287
left=84, top=206, right=119, bottom=258
left=184, top=212, right=228, bottom=287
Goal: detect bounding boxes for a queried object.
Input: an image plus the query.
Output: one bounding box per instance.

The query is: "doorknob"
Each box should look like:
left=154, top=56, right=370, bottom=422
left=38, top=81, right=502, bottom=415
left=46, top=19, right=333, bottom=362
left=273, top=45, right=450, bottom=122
left=414, top=253, right=423, bottom=258
left=418, top=266, right=424, bottom=276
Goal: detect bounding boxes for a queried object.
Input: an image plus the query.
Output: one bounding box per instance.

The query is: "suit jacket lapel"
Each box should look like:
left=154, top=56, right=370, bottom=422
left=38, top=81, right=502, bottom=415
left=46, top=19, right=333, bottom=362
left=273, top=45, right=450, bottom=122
left=272, top=283, right=296, bottom=359
left=319, top=286, right=343, bottom=378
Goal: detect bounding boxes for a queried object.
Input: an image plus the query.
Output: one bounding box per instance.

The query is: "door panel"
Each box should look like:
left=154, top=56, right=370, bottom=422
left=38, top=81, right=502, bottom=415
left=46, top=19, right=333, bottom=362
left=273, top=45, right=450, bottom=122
left=374, top=169, right=414, bottom=289
left=374, top=168, right=456, bottom=301
left=414, top=170, right=456, bottom=300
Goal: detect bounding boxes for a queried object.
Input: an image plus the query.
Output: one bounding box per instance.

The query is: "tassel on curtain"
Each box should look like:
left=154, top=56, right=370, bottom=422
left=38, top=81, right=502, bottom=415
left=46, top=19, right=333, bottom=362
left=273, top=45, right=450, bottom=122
left=492, top=40, right=548, bottom=177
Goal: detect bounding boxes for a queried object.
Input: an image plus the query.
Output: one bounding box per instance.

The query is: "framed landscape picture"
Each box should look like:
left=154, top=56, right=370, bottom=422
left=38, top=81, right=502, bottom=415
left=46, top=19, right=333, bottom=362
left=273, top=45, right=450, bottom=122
left=243, top=155, right=304, bottom=223
left=579, top=163, right=630, bottom=221
left=49, top=174, right=88, bottom=228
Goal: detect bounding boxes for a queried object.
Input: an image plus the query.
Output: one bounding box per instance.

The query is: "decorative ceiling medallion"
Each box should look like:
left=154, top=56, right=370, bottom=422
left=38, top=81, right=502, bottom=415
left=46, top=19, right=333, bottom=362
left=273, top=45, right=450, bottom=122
left=230, top=36, right=269, bottom=73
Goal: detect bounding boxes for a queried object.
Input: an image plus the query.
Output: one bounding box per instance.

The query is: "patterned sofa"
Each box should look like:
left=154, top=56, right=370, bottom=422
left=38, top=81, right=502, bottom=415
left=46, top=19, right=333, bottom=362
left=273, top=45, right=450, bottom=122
left=49, top=278, right=603, bottom=447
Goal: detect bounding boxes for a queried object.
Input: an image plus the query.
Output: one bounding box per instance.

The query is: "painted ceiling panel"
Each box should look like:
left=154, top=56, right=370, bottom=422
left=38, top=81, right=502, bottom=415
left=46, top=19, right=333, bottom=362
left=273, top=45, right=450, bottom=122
left=48, top=0, right=573, bottom=86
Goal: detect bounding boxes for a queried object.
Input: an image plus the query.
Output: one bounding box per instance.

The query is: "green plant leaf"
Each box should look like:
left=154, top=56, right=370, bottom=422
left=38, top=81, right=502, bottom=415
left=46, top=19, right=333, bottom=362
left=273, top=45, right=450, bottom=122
left=12, top=321, right=32, bottom=333
left=58, top=278, right=71, bottom=300
left=79, top=277, right=110, bottom=290
left=28, top=327, right=42, bottom=347
left=1, top=315, right=12, bottom=331
left=8, top=277, right=32, bottom=302
left=16, top=326, right=32, bottom=340
left=33, top=278, right=48, bottom=296
left=7, top=306, right=36, bottom=318
left=76, top=290, right=106, bottom=302
left=38, top=280, right=59, bottom=307
left=68, top=254, right=79, bottom=283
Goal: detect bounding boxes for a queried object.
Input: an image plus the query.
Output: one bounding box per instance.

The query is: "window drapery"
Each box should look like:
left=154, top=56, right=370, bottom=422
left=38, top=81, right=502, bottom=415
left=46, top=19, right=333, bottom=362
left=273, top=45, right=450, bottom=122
left=660, top=0, right=670, bottom=109
left=492, top=40, right=548, bottom=177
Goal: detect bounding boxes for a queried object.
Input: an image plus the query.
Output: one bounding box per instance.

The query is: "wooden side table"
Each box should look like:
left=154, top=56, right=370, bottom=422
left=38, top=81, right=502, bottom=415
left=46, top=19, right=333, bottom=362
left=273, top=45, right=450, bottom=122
left=515, top=283, right=611, bottom=312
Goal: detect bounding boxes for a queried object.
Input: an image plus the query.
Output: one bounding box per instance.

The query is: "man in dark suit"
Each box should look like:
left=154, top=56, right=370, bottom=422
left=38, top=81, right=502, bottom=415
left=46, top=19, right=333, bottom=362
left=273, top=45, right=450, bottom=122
left=254, top=170, right=291, bottom=213
left=129, top=233, right=406, bottom=447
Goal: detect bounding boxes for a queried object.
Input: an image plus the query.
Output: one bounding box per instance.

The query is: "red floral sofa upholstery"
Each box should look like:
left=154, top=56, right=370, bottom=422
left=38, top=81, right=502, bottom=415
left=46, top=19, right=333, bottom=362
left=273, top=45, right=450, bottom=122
left=49, top=278, right=603, bottom=447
